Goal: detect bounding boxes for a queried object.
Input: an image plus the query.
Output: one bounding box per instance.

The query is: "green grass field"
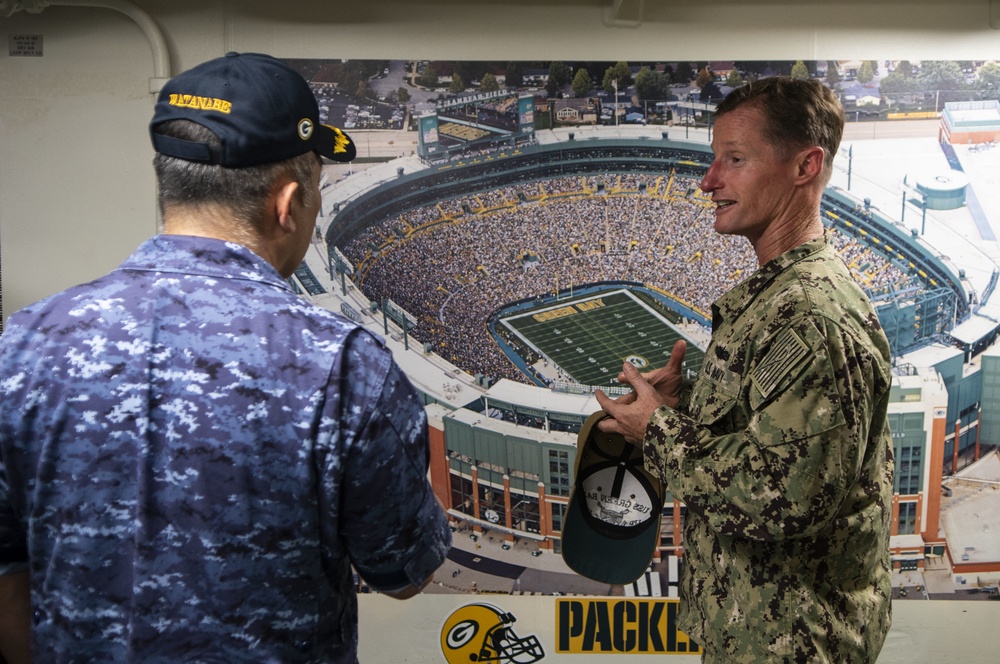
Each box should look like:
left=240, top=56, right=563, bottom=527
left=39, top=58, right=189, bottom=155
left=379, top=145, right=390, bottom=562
left=500, top=289, right=704, bottom=387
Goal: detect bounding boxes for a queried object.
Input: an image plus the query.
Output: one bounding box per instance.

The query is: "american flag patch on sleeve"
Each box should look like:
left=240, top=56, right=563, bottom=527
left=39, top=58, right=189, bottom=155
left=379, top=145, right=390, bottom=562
left=750, top=328, right=810, bottom=399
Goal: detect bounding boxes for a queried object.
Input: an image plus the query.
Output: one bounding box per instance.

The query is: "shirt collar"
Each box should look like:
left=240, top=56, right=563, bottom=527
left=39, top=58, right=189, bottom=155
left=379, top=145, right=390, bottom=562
left=118, top=234, right=292, bottom=291
left=711, top=230, right=830, bottom=331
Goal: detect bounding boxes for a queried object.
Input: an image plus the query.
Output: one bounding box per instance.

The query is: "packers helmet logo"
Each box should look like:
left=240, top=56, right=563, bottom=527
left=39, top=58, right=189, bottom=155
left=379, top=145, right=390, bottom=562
left=298, top=118, right=314, bottom=141
left=445, top=619, right=479, bottom=650
left=441, top=603, right=545, bottom=663
left=625, top=354, right=648, bottom=368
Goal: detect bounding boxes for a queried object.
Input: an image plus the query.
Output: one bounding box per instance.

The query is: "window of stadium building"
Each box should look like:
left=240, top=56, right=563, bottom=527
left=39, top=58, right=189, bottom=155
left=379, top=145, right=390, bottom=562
left=551, top=475, right=570, bottom=497
left=511, top=494, right=541, bottom=534
left=450, top=475, right=474, bottom=517
left=898, top=502, right=918, bottom=535
left=510, top=469, right=540, bottom=483
left=551, top=502, right=567, bottom=535
left=548, top=450, right=571, bottom=497
left=478, top=485, right=505, bottom=525
left=478, top=461, right=505, bottom=478
left=448, top=450, right=473, bottom=466
left=479, top=480, right=506, bottom=514
left=896, top=446, right=923, bottom=495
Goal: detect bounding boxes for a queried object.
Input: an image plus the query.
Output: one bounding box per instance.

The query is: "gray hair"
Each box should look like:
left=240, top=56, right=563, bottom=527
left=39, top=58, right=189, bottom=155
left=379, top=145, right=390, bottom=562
left=152, top=120, right=319, bottom=230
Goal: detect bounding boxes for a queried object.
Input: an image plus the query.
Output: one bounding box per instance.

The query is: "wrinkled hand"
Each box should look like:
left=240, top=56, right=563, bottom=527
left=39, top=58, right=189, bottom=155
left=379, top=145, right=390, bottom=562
left=619, top=339, right=687, bottom=409
left=595, top=339, right=687, bottom=444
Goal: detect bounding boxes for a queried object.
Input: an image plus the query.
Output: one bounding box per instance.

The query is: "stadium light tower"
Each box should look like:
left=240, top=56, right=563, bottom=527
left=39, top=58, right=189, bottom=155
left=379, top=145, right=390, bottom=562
left=846, top=145, right=853, bottom=190
left=614, top=78, right=619, bottom=126
left=381, top=297, right=418, bottom=350
left=328, top=246, right=354, bottom=296
left=835, top=144, right=854, bottom=190
left=899, top=179, right=928, bottom=235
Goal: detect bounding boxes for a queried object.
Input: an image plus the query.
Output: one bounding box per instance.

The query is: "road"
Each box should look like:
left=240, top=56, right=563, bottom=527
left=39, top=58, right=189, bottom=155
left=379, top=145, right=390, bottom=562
left=843, top=118, right=940, bottom=141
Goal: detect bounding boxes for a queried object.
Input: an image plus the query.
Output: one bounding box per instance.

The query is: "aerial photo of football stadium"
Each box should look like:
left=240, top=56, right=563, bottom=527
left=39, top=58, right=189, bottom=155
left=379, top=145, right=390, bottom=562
left=284, top=57, right=1000, bottom=603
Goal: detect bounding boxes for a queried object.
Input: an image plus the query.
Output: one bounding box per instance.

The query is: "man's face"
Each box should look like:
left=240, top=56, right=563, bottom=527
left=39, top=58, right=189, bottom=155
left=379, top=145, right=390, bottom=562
left=699, top=104, right=800, bottom=244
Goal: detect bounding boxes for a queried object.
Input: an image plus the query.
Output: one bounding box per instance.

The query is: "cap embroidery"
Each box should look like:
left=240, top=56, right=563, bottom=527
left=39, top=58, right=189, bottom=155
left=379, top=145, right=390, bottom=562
left=297, top=118, right=314, bottom=141
left=332, top=126, right=351, bottom=155
left=168, top=94, right=232, bottom=114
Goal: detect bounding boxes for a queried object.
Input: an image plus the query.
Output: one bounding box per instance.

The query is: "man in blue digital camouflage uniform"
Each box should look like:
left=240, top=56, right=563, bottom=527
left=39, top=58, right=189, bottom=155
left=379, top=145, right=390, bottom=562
left=0, top=52, right=451, bottom=663
left=597, top=77, right=893, bottom=662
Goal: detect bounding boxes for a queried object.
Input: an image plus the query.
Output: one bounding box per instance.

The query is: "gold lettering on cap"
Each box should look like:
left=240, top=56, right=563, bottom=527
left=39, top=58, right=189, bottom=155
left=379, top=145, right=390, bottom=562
left=168, top=93, right=232, bottom=114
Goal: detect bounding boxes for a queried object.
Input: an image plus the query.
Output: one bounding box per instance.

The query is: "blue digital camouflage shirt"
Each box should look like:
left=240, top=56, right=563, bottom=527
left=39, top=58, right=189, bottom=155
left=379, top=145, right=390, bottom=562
left=0, top=234, right=451, bottom=663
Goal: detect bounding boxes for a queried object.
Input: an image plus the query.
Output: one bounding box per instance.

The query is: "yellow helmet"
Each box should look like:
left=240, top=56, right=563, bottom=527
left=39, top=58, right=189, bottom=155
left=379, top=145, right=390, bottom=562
left=440, top=602, right=545, bottom=663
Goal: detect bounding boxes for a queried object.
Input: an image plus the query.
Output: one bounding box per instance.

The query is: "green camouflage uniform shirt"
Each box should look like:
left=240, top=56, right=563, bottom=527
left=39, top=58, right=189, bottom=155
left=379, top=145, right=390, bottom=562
left=644, top=232, right=894, bottom=663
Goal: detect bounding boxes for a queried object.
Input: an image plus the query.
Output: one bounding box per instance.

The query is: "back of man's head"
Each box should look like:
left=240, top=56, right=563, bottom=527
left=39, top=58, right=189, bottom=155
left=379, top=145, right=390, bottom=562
left=149, top=52, right=356, bottom=225
left=716, top=76, right=844, bottom=178
left=152, top=121, right=319, bottom=231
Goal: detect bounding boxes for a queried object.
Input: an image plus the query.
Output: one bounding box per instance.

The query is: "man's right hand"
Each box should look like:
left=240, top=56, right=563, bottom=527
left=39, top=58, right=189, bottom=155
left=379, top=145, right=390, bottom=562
left=616, top=339, right=687, bottom=409
left=595, top=339, right=688, bottom=445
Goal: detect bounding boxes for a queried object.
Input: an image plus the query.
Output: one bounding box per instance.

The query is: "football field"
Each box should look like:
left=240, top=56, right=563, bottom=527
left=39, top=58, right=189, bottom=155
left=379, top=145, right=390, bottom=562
left=500, top=289, right=704, bottom=387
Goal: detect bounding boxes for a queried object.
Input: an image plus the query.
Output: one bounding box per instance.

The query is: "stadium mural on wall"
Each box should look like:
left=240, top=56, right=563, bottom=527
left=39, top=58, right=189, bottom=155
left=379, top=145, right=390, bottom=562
left=285, top=58, right=1000, bottom=657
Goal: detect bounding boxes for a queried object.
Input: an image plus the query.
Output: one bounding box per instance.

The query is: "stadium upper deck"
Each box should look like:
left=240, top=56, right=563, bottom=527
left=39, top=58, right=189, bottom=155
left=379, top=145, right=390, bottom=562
left=325, top=135, right=967, bottom=363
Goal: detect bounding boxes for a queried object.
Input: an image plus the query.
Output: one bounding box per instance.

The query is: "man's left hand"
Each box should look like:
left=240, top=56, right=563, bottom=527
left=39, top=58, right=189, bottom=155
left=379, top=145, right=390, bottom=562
left=595, top=361, right=666, bottom=444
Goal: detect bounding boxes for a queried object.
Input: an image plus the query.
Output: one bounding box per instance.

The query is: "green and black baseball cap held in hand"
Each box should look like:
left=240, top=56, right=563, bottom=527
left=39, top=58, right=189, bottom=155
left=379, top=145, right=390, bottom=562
left=562, top=411, right=665, bottom=585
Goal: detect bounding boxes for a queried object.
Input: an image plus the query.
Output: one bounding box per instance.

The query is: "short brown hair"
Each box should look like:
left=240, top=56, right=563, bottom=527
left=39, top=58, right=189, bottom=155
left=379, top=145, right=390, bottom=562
left=716, top=76, right=844, bottom=175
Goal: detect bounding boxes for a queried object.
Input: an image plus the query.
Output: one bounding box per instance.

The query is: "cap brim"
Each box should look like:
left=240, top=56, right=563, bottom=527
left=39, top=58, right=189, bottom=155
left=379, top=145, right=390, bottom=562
left=315, top=124, right=357, bottom=163
left=561, top=411, right=663, bottom=586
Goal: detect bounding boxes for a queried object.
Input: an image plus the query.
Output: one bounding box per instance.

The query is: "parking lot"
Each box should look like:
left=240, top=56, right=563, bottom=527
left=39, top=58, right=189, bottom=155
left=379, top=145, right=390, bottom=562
left=311, top=83, right=406, bottom=131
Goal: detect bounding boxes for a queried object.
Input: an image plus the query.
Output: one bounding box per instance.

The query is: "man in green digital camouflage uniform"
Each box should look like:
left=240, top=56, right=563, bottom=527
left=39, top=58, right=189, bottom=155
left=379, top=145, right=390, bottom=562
left=596, top=76, right=893, bottom=663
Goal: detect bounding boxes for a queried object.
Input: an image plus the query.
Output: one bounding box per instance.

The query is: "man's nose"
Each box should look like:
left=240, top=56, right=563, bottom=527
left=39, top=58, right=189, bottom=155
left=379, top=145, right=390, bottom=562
left=700, top=163, right=718, bottom=192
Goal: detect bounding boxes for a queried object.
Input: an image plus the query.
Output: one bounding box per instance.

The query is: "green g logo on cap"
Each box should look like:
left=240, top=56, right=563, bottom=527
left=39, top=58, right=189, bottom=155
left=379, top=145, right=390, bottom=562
left=298, top=118, right=314, bottom=141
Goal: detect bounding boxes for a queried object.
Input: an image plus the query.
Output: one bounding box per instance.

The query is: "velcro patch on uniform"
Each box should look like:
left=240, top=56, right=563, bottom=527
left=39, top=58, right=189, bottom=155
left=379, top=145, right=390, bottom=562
left=750, top=328, right=810, bottom=400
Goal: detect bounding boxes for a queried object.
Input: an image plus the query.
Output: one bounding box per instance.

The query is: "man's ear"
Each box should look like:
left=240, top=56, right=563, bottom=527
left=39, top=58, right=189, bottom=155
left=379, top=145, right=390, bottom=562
left=794, top=146, right=826, bottom=185
left=274, top=179, right=301, bottom=233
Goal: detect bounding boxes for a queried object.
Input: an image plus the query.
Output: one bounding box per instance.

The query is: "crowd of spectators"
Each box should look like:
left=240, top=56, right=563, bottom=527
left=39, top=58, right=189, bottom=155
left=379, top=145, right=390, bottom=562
left=830, top=228, right=913, bottom=296
left=341, top=172, right=914, bottom=384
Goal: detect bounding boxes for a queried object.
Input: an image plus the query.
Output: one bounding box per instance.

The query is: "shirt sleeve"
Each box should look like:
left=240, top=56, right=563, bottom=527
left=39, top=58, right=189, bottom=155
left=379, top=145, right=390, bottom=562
left=0, top=322, right=30, bottom=577
left=643, top=314, right=886, bottom=542
left=0, top=457, right=28, bottom=577
left=334, top=331, right=451, bottom=592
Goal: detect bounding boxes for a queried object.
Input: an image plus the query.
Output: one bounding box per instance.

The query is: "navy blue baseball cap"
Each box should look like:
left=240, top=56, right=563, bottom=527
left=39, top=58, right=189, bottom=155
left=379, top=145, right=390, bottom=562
left=150, top=52, right=356, bottom=167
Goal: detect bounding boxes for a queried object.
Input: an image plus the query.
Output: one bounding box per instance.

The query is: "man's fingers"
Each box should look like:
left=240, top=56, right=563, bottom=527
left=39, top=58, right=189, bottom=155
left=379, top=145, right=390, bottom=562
left=616, top=390, right=638, bottom=406
left=598, top=388, right=637, bottom=406
left=667, top=339, right=687, bottom=372
left=596, top=386, right=637, bottom=420
left=617, top=362, right=656, bottom=385
left=595, top=413, right=623, bottom=436
left=619, top=361, right=659, bottom=398
left=618, top=341, right=686, bottom=386
left=595, top=388, right=615, bottom=413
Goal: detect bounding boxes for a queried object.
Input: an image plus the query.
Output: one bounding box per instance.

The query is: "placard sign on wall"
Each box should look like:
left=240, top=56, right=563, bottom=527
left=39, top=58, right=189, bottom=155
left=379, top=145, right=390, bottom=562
left=9, top=34, right=43, bottom=57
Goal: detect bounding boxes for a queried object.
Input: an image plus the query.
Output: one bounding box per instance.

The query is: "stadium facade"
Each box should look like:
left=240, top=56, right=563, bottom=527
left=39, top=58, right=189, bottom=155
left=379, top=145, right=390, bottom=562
left=308, top=131, right=1000, bottom=584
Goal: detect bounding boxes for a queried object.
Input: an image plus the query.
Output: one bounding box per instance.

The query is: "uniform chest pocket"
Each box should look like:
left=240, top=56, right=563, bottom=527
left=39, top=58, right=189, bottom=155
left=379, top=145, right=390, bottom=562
left=689, top=372, right=741, bottom=433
